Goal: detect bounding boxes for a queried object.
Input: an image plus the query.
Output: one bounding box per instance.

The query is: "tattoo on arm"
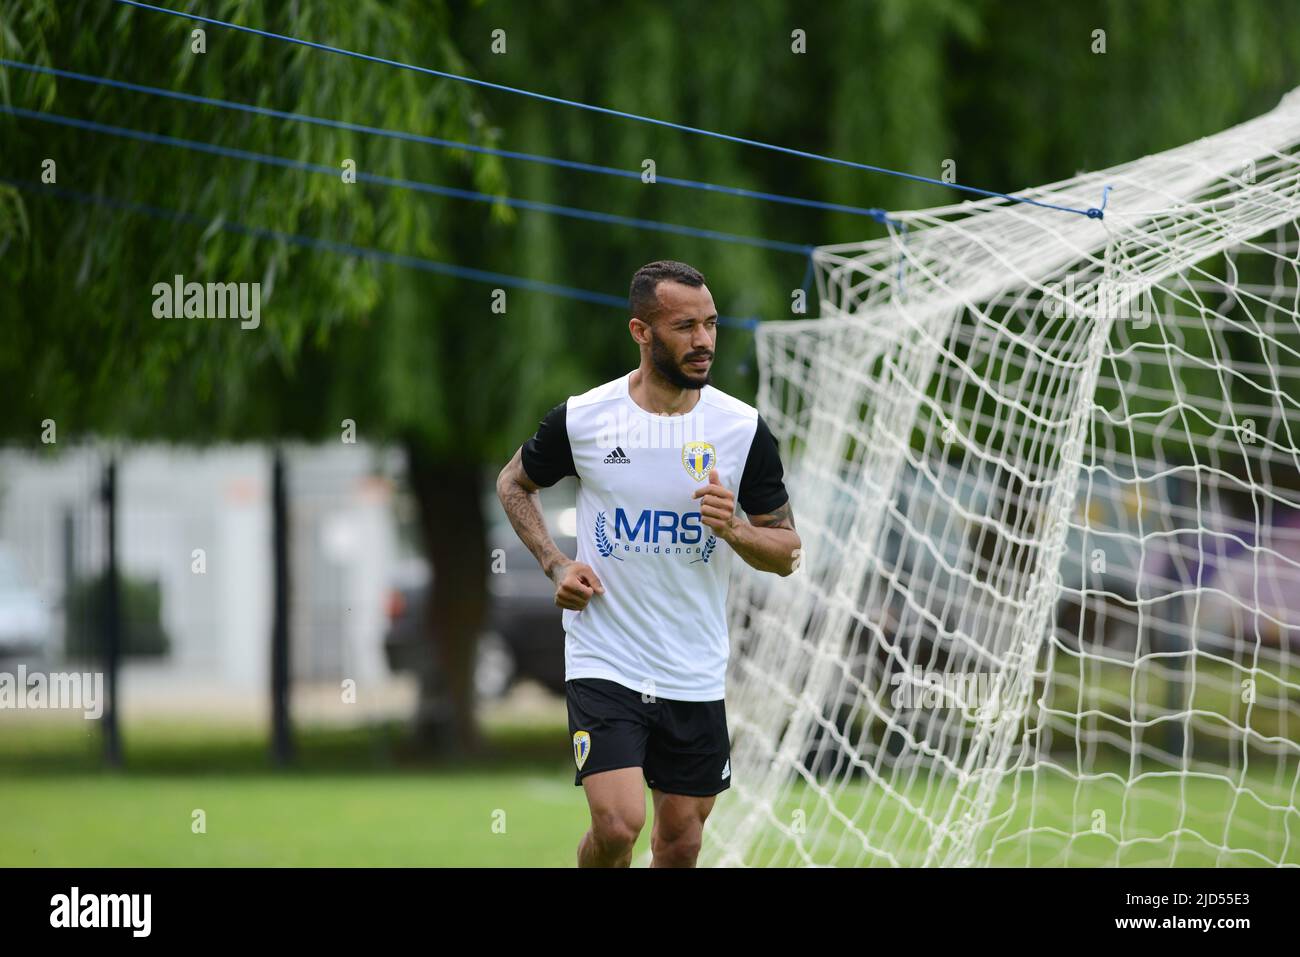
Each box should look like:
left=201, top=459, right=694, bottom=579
left=748, top=500, right=795, bottom=530
left=496, top=449, right=570, bottom=579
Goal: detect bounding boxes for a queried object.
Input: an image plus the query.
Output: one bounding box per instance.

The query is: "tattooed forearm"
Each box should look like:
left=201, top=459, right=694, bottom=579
left=748, top=500, right=795, bottom=530
left=720, top=499, right=801, bottom=576
left=496, top=448, right=571, bottom=580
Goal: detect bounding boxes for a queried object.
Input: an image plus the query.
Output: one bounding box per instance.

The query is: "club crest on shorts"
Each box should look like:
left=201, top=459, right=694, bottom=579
left=573, top=730, right=591, bottom=770
left=682, top=441, right=716, bottom=481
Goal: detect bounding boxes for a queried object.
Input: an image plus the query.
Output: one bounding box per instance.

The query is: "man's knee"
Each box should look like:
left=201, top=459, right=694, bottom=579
left=651, top=823, right=702, bottom=863
left=591, top=809, right=644, bottom=853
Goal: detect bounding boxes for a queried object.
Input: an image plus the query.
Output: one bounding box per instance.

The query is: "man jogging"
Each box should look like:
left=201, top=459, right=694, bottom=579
left=496, top=260, right=800, bottom=867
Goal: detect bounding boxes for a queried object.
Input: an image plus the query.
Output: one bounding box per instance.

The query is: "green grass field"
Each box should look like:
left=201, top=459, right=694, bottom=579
left=743, top=769, right=1299, bottom=867
left=3, top=772, right=594, bottom=866
left=2, top=713, right=1295, bottom=866
left=0, top=715, right=613, bottom=867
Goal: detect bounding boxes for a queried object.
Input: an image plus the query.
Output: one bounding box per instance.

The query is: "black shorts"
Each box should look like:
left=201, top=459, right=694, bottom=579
left=566, top=678, right=732, bottom=797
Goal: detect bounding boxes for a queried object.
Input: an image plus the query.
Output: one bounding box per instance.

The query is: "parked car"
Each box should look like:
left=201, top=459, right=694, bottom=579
left=382, top=491, right=576, bottom=698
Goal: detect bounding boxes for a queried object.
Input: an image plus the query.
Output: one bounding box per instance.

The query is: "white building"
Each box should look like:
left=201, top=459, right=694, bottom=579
left=0, top=443, right=401, bottom=701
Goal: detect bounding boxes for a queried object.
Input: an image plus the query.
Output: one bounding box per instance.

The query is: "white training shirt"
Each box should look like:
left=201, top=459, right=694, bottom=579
left=519, top=370, right=789, bottom=701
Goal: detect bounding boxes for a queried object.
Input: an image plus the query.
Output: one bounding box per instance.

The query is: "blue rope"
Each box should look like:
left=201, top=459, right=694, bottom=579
left=112, top=0, right=1109, bottom=220
left=0, top=58, right=894, bottom=223
left=1091, top=184, right=1113, bottom=219
left=0, top=105, right=813, bottom=255
left=0, top=176, right=761, bottom=330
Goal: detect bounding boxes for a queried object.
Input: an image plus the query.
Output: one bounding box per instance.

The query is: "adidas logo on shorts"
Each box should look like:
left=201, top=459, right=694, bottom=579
left=603, top=446, right=631, bottom=464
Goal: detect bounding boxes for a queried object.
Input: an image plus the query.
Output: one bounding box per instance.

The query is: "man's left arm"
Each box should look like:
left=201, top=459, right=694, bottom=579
left=692, top=415, right=801, bottom=577
left=713, top=486, right=801, bottom=576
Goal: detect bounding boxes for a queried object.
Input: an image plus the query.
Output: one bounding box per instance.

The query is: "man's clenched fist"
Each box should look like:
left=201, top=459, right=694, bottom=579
left=692, top=468, right=738, bottom=536
left=550, top=560, right=605, bottom=610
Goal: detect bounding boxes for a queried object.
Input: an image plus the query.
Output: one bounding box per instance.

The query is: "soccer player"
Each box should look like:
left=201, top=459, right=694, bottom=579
left=496, top=260, right=800, bottom=867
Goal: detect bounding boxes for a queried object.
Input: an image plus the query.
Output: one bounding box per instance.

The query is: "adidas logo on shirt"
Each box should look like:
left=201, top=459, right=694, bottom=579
left=603, top=446, right=631, bottom=464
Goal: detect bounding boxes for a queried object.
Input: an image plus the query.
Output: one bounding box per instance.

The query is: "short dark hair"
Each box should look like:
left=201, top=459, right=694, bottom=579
left=629, top=260, right=706, bottom=322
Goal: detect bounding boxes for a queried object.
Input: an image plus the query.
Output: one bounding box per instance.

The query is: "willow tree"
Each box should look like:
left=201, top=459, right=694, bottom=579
left=0, top=0, right=520, bottom=753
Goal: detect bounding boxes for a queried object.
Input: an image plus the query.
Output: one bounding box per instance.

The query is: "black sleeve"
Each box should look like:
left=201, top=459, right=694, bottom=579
left=738, top=415, right=790, bottom=516
left=519, top=400, right=577, bottom=487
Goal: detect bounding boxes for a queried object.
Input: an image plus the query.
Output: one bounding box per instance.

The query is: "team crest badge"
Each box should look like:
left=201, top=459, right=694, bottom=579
left=682, top=441, right=716, bottom=481
left=573, top=730, right=591, bottom=770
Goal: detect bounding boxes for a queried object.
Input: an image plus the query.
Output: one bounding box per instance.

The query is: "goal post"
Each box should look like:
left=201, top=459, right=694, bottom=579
left=707, top=89, right=1300, bottom=867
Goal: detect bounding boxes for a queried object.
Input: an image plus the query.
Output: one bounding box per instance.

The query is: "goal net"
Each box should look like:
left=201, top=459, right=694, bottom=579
left=709, top=90, right=1300, bottom=866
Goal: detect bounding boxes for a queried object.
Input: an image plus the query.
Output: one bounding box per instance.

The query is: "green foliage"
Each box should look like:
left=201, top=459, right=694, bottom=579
left=0, top=0, right=506, bottom=443
left=3, top=0, right=1300, bottom=459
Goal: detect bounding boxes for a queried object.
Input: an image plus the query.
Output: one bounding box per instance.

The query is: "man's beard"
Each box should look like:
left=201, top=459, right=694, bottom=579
left=649, top=329, right=712, bottom=390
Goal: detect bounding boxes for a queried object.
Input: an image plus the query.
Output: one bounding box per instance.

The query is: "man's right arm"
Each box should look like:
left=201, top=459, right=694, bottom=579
left=496, top=401, right=605, bottom=610
left=495, top=447, right=574, bottom=582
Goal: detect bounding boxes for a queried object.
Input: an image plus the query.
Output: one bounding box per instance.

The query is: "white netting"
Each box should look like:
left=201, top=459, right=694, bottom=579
left=709, top=89, right=1300, bottom=867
